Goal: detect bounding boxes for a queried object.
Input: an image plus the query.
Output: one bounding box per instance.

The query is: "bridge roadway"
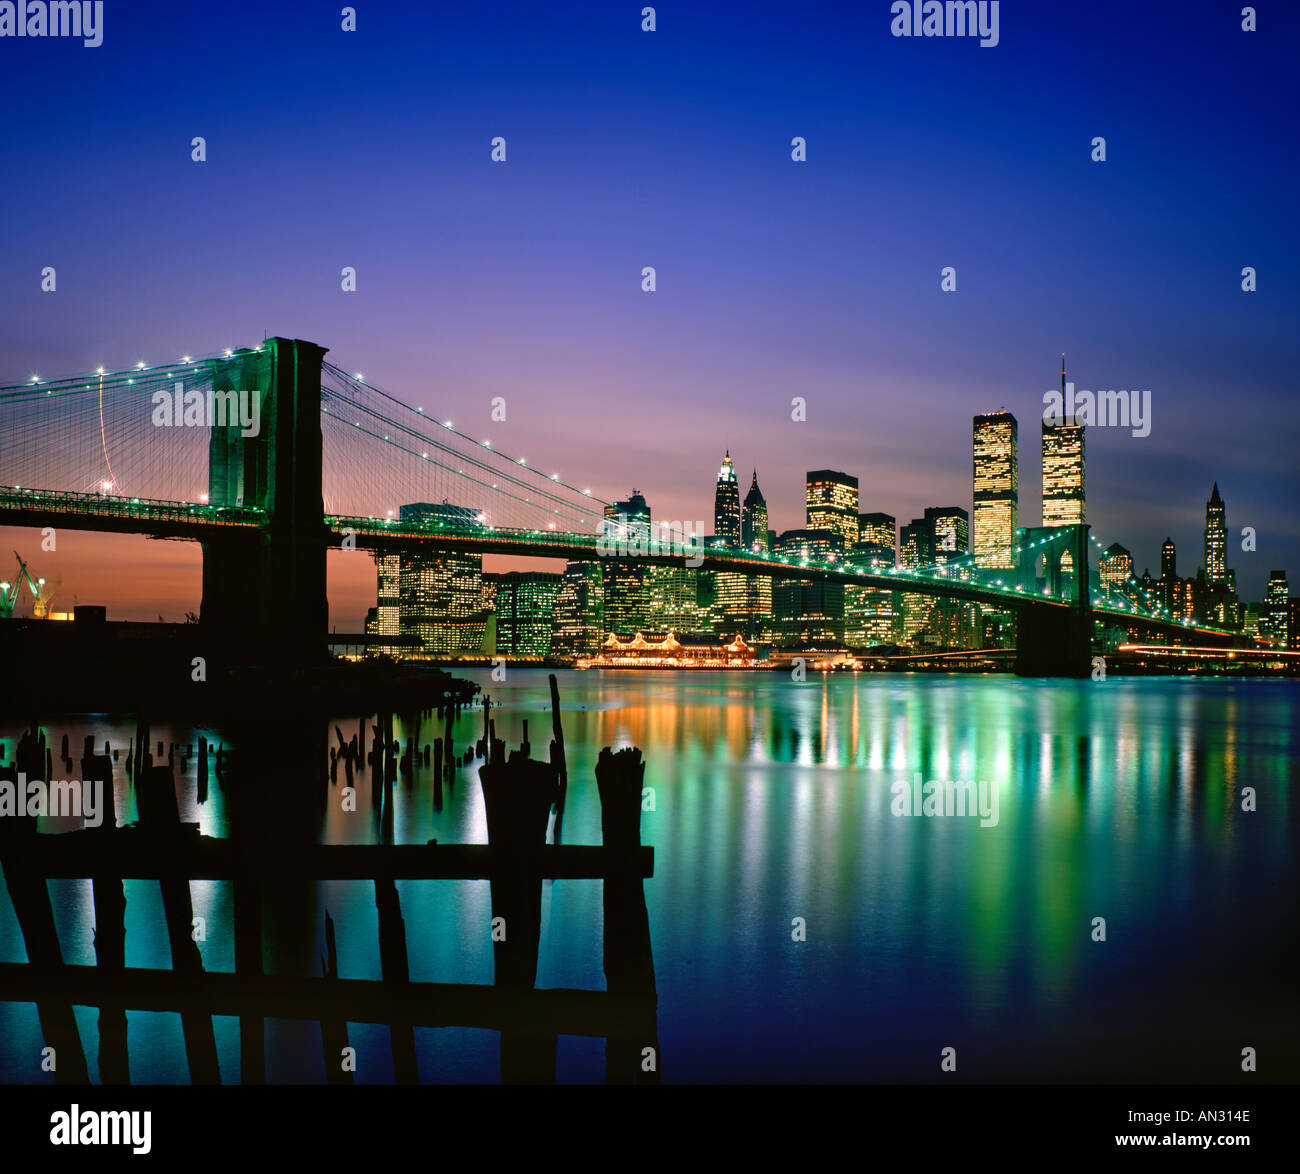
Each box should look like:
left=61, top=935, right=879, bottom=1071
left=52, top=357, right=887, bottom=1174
left=0, top=484, right=1239, bottom=644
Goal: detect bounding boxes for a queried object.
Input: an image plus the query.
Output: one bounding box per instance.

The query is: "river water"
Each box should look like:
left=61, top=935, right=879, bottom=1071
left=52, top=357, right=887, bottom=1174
left=2, top=670, right=1296, bottom=1083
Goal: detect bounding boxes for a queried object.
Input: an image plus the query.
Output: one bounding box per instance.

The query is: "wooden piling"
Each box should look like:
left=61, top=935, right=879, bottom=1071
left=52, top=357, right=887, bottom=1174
left=479, top=750, right=560, bottom=1082
left=374, top=878, right=419, bottom=1082
left=595, top=746, right=660, bottom=1084
left=0, top=824, right=90, bottom=1084
left=136, top=764, right=220, bottom=1083
left=320, top=911, right=352, bottom=1085
left=549, top=673, right=570, bottom=829
left=233, top=858, right=265, bottom=1083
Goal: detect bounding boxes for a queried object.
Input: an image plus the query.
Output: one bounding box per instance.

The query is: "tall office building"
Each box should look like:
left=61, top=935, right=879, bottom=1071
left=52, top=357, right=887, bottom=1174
left=739, top=470, right=773, bottom=639
left=742, top=470, right=770, bottom=554
left=1099, top=543, right=1133, bottom=597
left=923, top=506, right=975, bottom=647
left=923, top=506, right=969, bottom=565
left=646, top=564, right=710, bottom=635
left=1204, top=483, right=1227, bottom=584
left=371, top=552, right=401, bottom=655
left=898, top=518, right=934, bottom=643
left=772, top=529, right=845, bottom=646
left=713, top=452, right=741, bottom=547
left=602, top=491, right=651, bottom=636
left=1263, top=571, right=1289, bottom=646
left=845, top=513, right=898, bottom=648
left=858, top=512, right=896, bottom=560
left=1041, top=358, right=1085, bottom=527
left=603, top=490, right=651, bottom=547
left=396, top=503, right=489, bottom=655
left=551, top=561, right=605, bottom=655
left=972, top=411, right=1018, bottom=569
left=492, top=571, right=562, bottom=655
left=712, top=453, right=750, bottom=634
left=806, top=470, right=859, bottom=546
left=1161, top=538, right=1176, bottom=580
left=1158, top=537, right=1176, bottom=613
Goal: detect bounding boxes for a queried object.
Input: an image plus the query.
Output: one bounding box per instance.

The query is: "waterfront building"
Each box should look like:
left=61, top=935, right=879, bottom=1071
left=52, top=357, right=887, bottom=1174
left=646, top=564, right=711, bottom=636
left=844, top=529, right=897, bottom=648
left=551, top=561, right=605, bottom=656
left=492, top=570, right=562, bottom=656
left=602, top=490, right=651, bottom=637
left=371, top=552, right=401, bottom=655
left=1263, top=571, right=1289, bottom=646
left=579, top=630, right=759, bottom=669
left=772, top=528, right=845, bottom=646
left=394, top=503, right=489, bottom=655
left=898, top=517, right=933, bottom=643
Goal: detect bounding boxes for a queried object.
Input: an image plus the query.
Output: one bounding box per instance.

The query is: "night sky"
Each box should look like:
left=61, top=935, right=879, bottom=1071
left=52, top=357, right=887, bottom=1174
left=1, top=0, right=1296, bottom=626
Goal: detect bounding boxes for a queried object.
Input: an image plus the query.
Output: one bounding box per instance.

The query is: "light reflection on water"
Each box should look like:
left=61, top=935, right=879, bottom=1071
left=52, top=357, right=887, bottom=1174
left=1, top=672, right=1296, bottom=1083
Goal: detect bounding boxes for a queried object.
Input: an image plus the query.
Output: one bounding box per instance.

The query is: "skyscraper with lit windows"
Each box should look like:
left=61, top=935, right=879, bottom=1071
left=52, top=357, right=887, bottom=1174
left=396, top=503, right=489, bottom=654
left=740, top=470, right=773, bottom=639
left=711, top=453, right=750, bottom=635
left=973, top=410, right=1018, bottom=569
left=602, top=491, right=651, bottom=636
left=858, top=512, right=896, bottom=560
left=1099, top=543, right=1133, bottom=597
left=772, top=529, right=845, bottom=646
left=1263, top=571, right=1289, bottom=646
left=1042, top=358, right=1085, bottom=529
left=806, top=470, right=859, bottom=546
left=845, top=514, right=897, bottom=648
left=1204, top=482, right=1227, bottom=584
left=713, top=452, right=741, bottom=547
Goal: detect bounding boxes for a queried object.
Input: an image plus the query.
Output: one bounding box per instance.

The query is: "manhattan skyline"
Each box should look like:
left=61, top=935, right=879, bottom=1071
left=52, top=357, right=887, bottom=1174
left=1, top=0, right=1297, bottom=624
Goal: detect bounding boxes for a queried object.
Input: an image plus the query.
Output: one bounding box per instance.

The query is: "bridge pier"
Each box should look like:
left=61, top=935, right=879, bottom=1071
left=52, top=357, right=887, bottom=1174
left=200, top=338, right=329, bottom=665
left=1013, top=523, right=1092, bottom=677
left=1013, top=607, right=1093, bottom=677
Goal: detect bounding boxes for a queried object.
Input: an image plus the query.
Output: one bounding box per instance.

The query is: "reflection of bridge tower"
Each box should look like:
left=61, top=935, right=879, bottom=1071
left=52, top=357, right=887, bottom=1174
left=200, top=338, right=330, bottom=663
left=1013, top=524, right=1092, bottom=676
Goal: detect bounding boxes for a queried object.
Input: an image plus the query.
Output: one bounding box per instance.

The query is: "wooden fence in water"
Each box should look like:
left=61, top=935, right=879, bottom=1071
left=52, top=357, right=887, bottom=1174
left=0, top=702, right=658, bottom=1085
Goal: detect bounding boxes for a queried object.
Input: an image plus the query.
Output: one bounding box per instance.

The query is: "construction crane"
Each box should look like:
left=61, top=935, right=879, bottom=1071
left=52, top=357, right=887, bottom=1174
left=0, top=552, right=55, bottom=619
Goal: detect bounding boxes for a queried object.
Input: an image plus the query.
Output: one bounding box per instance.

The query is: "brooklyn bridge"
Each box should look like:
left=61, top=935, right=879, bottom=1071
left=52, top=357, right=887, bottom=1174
left=0, top=337, right=1241, bottom=676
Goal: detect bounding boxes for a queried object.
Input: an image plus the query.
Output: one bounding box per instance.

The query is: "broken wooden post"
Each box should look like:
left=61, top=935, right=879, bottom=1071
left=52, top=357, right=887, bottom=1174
left=479, top=750, right=559, bottom=1082
left=0, top=769, right=90, bottom=1085
left=595, top=746, right=660, bottom=1085
left=233, top=854, right=265, bottom=1083
left=375, top=878, right=418, bottom=1082
left=320, top=910, right=353, bottom=1085
left=137, top=763, right=220, bottom=1084
left=548, top=676, right=569, bottom=842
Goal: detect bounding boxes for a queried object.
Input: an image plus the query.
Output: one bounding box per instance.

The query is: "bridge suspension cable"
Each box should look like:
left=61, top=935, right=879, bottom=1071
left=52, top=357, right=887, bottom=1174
left=319, top=362, right=610, bottom=533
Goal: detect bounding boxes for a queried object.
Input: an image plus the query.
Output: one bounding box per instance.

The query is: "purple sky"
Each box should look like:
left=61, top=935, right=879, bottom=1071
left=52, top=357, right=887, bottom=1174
left=2, top=0, right=1296, bottom=625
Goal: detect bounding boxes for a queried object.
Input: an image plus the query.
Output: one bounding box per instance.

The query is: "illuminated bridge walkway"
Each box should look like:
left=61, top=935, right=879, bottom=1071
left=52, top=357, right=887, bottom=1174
left=0, top=337, right=1241, bottom=673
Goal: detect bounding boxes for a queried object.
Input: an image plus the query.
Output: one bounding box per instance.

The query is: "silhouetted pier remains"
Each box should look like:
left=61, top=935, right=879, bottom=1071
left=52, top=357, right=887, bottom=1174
left=0, top=689, right=658, bottom=1084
